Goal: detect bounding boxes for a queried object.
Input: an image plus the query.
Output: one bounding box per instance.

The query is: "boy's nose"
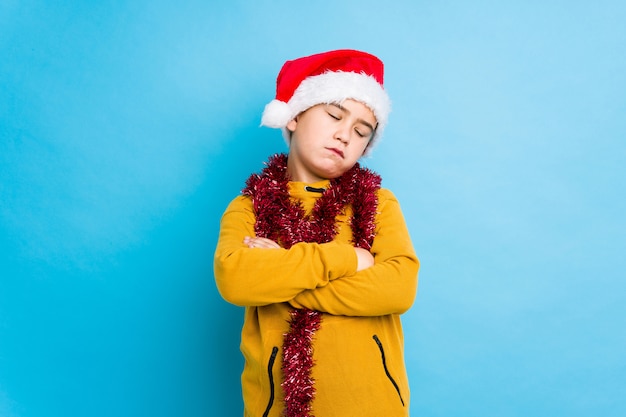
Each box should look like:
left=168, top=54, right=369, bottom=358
left=334, top=124, right=350, bottom=143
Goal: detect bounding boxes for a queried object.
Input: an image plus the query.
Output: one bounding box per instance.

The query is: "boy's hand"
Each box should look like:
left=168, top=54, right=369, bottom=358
left=354, top=247, right=374, bottom=271
left=243, top=236, right=281, bottom=249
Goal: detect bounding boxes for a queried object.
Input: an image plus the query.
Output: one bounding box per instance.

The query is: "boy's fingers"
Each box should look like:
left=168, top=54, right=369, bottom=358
left=244, top=237, right=280, bottom=249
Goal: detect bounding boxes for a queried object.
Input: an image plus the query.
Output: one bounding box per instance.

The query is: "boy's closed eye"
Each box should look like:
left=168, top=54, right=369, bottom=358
left=326, top=104, right=374, bottom=138
left=326, top=109, right=341, bottom=120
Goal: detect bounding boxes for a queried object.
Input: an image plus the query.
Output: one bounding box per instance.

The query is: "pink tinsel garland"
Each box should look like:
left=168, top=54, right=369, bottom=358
left=243, top=153, right=380, bottom=417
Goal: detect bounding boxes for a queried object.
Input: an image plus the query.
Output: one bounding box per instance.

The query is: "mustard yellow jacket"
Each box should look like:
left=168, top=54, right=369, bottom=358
left=214, top=180, right=419, bottom=417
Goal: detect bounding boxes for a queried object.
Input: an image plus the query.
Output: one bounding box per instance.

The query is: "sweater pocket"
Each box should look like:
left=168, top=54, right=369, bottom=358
left=372, top=335, right=405, bottom=407
left=262, top=346, right=279, bottom=417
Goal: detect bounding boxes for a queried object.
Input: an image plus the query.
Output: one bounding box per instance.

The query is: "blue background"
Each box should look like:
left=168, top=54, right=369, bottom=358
left=1, top=1, right=625, bottom=416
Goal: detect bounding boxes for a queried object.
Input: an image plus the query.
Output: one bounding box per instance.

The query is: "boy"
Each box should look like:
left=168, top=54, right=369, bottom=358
left=214, top=49, right=419, bottom=417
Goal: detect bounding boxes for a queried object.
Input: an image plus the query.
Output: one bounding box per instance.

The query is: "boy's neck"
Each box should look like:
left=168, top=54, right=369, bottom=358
left=287, top=166, right=329, bottom=184
left=286, top=156, right=336, bottom=184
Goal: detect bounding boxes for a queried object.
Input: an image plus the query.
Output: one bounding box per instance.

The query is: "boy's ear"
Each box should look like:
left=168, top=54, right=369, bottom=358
left=286, top=118, right=297, bottom=132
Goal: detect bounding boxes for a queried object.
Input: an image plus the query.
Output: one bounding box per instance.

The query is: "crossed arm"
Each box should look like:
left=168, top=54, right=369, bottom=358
left=243, top=236, right=376, bottom=272
left=213, top=190, right=419, bottom=316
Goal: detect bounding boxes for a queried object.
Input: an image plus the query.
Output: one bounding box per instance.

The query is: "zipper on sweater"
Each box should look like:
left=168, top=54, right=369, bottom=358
left=263, top=346, right=279, bottom=417
left=372, top=335, right=405, bottom=406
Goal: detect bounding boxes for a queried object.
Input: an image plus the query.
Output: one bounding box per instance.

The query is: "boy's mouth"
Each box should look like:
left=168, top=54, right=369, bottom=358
left=328, top=147, right=344, bottom=158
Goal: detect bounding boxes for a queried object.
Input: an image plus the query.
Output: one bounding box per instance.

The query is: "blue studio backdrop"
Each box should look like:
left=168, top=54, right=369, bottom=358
left=1, top=1, right=625, bottom=416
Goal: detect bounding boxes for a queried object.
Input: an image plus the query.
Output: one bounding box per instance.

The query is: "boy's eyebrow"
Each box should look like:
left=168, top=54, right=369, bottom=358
left=329, top=103, right=376, bottom=132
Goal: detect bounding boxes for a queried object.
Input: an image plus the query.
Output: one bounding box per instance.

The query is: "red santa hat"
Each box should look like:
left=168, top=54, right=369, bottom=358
left=261, top=49, right=391, bottom=155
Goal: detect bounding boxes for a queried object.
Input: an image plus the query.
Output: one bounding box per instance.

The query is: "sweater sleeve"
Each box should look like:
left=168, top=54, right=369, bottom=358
left=288, top=189, right=419, bottom=316
left=213, top=196, right=359, bottom=307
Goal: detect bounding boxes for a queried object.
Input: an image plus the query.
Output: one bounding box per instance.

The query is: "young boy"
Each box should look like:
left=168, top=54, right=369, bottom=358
left=214, top=49, right=419, bottom=417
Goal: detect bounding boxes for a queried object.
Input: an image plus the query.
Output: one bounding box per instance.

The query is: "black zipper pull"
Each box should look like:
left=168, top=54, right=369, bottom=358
left=304, top=186, right=326, bottom=193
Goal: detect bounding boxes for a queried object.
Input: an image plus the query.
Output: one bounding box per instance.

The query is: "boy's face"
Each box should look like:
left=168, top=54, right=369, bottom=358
left=286, top=99, right=377, bottom=183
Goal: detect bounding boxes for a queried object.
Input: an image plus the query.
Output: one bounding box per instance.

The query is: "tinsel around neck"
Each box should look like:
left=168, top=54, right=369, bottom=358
left=243, top=153, right=381, bottom=250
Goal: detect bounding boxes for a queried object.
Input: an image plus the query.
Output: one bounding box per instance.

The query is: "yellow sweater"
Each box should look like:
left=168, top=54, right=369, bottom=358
left=214, top=180, right=419, bottom=417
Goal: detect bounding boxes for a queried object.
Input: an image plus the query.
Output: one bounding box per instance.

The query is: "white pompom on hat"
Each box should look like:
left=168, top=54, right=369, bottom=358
left=261, top=49, right=391, bottom=156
